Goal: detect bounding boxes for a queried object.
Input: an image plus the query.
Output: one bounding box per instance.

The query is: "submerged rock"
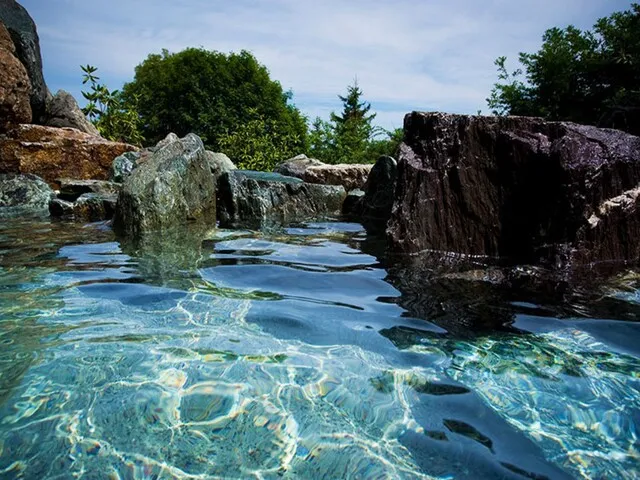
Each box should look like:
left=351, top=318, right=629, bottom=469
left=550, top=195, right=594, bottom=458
left=0, top=0, right=47, bottom=121
left=0, top=172, right=53, bottom=216
left=217, top=170, right=346, bottom=229
left=43, top=90, right=99, bottom=135
left=388, top=112, right=640, bottom=266
left=0, top=21, right=31, bottom=131
left=0, top=124, right=137, bottom=184
left=112, top=133, right=216, bottom=237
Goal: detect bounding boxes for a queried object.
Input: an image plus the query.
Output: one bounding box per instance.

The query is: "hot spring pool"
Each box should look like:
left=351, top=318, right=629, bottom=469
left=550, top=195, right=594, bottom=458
left=0, top=218, right=638, bottom=479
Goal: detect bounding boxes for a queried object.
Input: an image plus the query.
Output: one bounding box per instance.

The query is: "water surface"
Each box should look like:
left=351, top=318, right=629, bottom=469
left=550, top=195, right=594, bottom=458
left=0, top=218, right=638, bottom=479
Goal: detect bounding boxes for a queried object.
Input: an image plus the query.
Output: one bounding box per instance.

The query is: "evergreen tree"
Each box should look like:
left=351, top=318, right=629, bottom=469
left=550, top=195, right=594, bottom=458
left=330, top=79, right=377, bottom=164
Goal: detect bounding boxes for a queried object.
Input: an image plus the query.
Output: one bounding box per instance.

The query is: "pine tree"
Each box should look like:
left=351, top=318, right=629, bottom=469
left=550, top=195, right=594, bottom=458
left=330, top=79, right=377, bottom=164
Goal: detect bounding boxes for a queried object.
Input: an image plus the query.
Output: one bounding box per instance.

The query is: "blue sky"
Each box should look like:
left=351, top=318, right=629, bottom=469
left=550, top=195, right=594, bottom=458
left=21, top=0, right=634, bottom=131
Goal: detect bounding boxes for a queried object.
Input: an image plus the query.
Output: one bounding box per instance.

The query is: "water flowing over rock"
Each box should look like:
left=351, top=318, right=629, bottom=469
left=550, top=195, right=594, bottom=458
left=43, top=90, right=99, bottom=135
left=0, top=172, right=53, bottom=216
left=0, top=124, right=137, bottom=184
left=274, top=154, right=324, bottom=179
left=388, top=112, right=640, bottom=266
left=0, top=21, right=31, bottom=131
left=0, top=0, right=47, bottom=122
left=304, top=163, right=372, bottom=191
left=217, top=170, right=346, bottom=229
left=112, top=133, right=216, bottom=237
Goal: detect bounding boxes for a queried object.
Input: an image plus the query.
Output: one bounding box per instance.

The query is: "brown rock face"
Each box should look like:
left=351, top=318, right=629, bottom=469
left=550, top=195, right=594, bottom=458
left=0, top=21, right=31, bottom=131
left=0, top=124, right=137, bottom=185
left=304, top=163, right=372, bottom=191
left=388, top=112, right=640, bottom=266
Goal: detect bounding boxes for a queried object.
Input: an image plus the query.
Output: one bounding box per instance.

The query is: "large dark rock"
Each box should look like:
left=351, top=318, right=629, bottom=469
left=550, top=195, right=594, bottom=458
left=388, top=112, right=640, bottom=266
left=112, top=133, right=216, bottom=237
left=356, top=155, right=397, bottom=232
left=0, top=172, right=53, bottom=216
left=43, top=90, right=99, bottom=135
left=0, top=0, right=47, bottom=122
left=217, top=170, right=346, bottom=229
left=0, top=21, right=31, bottom=131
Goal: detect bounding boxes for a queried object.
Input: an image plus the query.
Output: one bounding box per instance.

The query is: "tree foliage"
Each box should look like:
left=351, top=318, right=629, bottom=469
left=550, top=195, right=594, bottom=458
left=80, top=65, right=143, bottom=145
left=309, top=80, right=400, bottom=164
left=487, top=3, right=640, bottom=134
left=218, top=109, right=305, bottom=171
left=120, top=48, right=307, bottom=153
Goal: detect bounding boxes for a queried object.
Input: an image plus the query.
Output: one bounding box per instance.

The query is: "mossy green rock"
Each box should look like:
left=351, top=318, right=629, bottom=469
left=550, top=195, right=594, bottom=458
left=113, top=133, right=216, bottom=237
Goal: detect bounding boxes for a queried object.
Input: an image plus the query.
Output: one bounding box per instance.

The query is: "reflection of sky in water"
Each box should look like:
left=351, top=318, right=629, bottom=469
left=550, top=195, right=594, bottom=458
left=0, top=218, right=638, bottom=479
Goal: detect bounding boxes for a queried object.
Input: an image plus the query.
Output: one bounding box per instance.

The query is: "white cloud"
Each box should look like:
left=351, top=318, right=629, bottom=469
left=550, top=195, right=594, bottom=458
left=22, top=0, right=633, bottom=130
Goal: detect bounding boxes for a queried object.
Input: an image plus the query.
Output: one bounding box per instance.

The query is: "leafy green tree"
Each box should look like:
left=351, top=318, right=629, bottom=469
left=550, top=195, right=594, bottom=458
left=487, top=3, right=640, bottom=135
left=218, top=109, right=305, bottom=171
left=308, top=117, right=335, bottom=161
left=81, top=65, right=143, bottom=145
left=121, top=48, right=307, bottom=155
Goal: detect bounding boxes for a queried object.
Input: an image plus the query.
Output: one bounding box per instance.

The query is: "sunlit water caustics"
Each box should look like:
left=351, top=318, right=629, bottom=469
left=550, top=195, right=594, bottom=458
left=0, top=217, right=638, bottom=479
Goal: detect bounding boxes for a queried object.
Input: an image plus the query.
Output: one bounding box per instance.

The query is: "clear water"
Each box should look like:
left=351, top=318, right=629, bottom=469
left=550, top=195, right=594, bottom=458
left=0, top=217, right=638, bottom=479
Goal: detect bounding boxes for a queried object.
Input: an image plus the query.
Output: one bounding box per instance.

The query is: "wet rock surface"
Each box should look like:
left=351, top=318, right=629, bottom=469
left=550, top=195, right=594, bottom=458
left=217, top=170, right=347, bottom=229
left=112, top=133, right=216, bottom=237
left=388, top=112, right=640, bottom=266
left=0, top=124, right=137, bottom=184
left=0, top=172, right=53, bottom=216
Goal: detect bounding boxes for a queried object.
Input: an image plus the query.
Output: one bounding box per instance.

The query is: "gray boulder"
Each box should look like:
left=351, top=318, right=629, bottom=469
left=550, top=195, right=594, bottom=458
left=112, top=133, right=216, bottom=237
left=0, top=173, right=53, bottom=217
left=44, top=90, right=99, bottom=135
left=149, top=132, right=179, bottom=152
left=205, top=151, right=236, bottom=180
left=274, top=154, right=324, bottom=179
left=0, top=0, right=47, bottom=122
left=217, top=170, right=346, bottom=229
